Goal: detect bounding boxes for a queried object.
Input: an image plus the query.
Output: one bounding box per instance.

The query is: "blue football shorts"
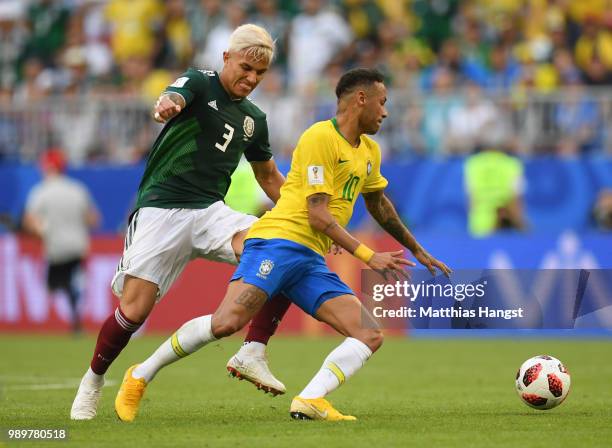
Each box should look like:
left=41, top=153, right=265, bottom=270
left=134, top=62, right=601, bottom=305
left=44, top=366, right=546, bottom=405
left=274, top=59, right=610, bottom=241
left=231, top=238, right=354, bottom=316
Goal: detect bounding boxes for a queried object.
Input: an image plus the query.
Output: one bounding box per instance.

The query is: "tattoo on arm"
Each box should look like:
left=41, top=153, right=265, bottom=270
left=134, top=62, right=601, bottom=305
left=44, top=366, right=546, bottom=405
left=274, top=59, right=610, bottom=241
left=234, top=286, right=267, bottom=311
left=307, top=193, right=328, bottom=207
left=161, top=92, right=186, bottom=108
left=323, top=222, right=339, bottom=232
left=308, top=193, right=338, bottom=232
left=364, top=191, right=419, bottom=252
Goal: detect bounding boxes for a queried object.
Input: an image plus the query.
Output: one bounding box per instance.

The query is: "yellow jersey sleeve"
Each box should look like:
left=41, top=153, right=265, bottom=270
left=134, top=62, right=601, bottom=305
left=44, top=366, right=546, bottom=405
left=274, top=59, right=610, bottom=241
left=362, top=139, right=388, bottom=193
left=295, top=126, right=339, bottom=198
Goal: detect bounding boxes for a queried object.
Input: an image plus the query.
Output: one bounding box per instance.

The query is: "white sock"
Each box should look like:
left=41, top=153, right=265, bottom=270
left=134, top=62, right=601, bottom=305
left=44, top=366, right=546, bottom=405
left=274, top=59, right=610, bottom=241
left=83, top=367, right=104, bottom=386
left=237, top=341, right=267, bottom=357
left=299, top=337, right=372, bottom=399
left=133, top=315, right=216, bottom=382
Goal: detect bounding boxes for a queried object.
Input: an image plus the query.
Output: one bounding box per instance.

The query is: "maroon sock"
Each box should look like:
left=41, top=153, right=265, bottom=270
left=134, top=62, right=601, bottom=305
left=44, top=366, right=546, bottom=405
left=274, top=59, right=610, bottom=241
left=245, top=294, right=291, bottom=345
left=90, top=307, right=142, bottom=375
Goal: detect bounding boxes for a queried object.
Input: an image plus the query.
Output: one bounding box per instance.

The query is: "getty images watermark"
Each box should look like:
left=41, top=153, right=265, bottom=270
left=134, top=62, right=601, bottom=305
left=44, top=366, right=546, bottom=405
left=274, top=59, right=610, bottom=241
left=370, top=277, right=524, bottom=320
left=360, top=269, right=612, bottom=330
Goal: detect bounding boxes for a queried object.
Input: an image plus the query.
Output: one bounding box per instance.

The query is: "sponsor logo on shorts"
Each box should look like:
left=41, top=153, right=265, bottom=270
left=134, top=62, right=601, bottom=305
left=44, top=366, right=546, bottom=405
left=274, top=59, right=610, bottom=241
left=257, top=259, right=274, bottom=279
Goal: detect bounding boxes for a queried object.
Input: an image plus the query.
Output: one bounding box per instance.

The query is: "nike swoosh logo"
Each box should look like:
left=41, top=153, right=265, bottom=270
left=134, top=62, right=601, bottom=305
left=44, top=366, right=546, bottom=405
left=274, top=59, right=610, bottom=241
left=232, top=357, right=245, bottom=367
left=307, top=403, right=328, bottom=419
left=313, top=408, right=328, bottom=419
left=338, top=159, right=349, bottom=164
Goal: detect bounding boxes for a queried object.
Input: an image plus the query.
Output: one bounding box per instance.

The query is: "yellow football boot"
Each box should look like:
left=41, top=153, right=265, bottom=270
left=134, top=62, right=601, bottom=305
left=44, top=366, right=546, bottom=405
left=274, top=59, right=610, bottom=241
left=289, top=396, right=357, bottom=421
left=115, top=365, right=147, bottom=422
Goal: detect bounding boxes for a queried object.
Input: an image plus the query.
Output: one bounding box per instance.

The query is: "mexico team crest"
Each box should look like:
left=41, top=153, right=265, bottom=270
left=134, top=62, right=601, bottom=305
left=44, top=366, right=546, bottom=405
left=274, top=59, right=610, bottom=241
left=257, top=259, right=274, bottom=279
left=243, top=116, right=255, bottom=138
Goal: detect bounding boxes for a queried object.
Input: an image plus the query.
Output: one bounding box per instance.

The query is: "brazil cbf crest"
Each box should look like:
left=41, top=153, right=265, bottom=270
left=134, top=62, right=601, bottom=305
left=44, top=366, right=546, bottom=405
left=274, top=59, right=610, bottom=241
left=257, top=259, right=274, bottom=279
left=243, top=116, right=255, bottom=138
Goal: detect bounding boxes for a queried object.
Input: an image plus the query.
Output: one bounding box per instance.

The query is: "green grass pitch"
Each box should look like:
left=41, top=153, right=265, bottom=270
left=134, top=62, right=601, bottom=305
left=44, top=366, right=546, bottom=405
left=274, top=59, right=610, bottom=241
left=1, top=335, right=611, bottom=447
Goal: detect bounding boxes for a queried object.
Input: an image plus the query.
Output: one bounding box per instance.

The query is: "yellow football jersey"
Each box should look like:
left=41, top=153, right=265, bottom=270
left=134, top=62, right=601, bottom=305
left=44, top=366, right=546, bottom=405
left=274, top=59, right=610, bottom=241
left=247, top=119, right=388, bottom=255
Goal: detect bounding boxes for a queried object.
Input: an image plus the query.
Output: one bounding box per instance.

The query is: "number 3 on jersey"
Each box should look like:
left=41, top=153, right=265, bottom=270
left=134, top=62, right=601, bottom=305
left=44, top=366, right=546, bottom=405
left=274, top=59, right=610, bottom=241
left=215, top=123, right=234, bottom=152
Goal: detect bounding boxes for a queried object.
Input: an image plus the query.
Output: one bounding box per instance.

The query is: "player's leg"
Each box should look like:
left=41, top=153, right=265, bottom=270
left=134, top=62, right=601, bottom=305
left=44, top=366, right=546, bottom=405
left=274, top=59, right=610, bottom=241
left=231, top=230, right=292, bottom=351
left=281, top=259, right=382, bottom=421
left=242, top=293, right=292, bottom=345
left=70, top=275, right=156, bottom=420
left=88, top=276, right=155, bottom=379
left=115, top=236, right=290, bottom=421
left=115, top=279, right=267, bottom=421
left=119, top=207, right=286, bottom=394
left=288, top=294, right=381, bottom=421
left=290, top=294, right=382, bottom=421
left=196, top=204, right=288, bottom=393
left=71, top=208, right=190, bottom=420
left=227, top=293, right=290, bottom=394
left=126, top=275, right=268, bottom=386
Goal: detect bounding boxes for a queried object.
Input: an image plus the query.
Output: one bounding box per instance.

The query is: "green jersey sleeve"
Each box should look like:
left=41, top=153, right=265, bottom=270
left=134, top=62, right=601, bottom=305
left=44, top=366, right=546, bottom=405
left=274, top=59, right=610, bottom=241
left=163, top=68, right=211, bottom=105
left=244, top=117, right=273, bottom=162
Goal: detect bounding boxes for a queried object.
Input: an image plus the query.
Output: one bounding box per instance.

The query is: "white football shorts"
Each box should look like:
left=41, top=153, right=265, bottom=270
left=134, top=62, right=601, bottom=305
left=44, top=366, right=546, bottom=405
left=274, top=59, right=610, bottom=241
left=111, top=202, right=257, bottom=300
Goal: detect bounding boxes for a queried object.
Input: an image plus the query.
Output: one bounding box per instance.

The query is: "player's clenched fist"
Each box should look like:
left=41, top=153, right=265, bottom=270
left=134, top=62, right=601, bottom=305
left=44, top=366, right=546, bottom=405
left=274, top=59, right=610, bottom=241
left=153, top=93, right=184, bottom=123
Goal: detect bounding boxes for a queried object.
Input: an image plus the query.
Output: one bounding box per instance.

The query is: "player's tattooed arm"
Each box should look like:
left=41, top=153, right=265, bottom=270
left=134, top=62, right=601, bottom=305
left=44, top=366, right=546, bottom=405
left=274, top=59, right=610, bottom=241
left=307, top=193, right=339, bottom=232
left=363, top=190, right=419, bottom=252
left=363, top=190, right=452, bottom=277
left=307, top=193, right=359, bottom=251
left=306, top=193, right=412, bottom=272
left=152, top=92, right=186, bottom=123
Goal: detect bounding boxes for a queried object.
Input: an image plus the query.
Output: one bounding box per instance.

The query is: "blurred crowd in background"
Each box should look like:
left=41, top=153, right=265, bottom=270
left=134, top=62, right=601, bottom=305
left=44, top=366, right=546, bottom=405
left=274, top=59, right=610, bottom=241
left=1, top=0, right=612, bottom=164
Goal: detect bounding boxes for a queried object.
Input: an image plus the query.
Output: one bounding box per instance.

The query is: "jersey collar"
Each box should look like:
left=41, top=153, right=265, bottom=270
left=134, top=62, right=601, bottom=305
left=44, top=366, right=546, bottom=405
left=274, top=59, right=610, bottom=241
left=331, top=117, right=361, bottom=148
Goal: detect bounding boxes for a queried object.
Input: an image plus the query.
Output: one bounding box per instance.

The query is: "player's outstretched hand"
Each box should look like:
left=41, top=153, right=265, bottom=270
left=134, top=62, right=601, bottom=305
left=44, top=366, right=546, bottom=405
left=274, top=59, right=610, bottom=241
left=153, top=95, right=182, bottom=123
left=368, top=250, right=415, bottom=281
left=412, top=247, right=452, bottom=278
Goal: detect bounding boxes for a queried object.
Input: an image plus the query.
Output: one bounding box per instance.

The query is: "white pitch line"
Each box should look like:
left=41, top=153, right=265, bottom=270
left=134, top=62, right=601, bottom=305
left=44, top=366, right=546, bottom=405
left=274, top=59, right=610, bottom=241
left=2, top=380, right=117, bottom=391
left=0, top=375, right=82, bottom=382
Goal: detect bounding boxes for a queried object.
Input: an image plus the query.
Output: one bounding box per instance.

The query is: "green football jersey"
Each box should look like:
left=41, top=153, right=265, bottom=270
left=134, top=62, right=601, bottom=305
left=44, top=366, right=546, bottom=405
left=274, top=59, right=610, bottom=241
left=135, top=69, right=273, bottom=210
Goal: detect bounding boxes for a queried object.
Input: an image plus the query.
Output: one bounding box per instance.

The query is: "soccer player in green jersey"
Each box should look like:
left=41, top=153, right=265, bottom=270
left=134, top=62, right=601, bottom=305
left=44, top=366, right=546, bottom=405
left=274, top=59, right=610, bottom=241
left=71, top=24, right=290, bottom=420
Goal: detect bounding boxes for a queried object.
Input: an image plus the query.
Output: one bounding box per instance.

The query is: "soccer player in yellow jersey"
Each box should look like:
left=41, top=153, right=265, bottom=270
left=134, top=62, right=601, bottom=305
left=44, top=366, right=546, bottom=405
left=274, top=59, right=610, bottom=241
left=220, top=68, right=451, bottom=420
left=119, top=68, right=451, bottom=421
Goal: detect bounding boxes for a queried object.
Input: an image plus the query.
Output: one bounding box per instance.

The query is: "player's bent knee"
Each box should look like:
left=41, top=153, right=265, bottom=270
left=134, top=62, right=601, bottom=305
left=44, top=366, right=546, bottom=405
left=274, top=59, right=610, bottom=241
left=363, top=329, right=384, bottom=353
left=119, top=301, right=150, bottom=324
left=120, top=276, right=158, bottom=323
left=120, top=295, right=155, bottom=323
left=231, top=230, right=248, bottom=260
left=211, top=314, right=247, bottom=338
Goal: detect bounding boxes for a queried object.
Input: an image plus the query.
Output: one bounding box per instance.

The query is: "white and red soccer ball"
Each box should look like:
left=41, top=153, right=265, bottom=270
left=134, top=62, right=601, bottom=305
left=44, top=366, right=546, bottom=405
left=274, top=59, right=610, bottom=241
left=515, top=355, right=571, bottom=410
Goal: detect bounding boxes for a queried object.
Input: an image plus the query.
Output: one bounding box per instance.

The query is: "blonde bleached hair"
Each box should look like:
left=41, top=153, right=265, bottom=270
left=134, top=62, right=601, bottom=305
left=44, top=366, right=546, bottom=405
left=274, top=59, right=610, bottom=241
left=228, top=24, right=275, bottom=64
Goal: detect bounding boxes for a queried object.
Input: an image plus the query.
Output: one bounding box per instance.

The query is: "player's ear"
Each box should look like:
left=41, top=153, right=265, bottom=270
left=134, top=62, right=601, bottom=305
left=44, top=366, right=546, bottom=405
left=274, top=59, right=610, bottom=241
left=357, top=90, right=367, bottom=106
left=222, top=51, right=230, bottom=64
